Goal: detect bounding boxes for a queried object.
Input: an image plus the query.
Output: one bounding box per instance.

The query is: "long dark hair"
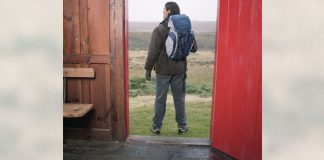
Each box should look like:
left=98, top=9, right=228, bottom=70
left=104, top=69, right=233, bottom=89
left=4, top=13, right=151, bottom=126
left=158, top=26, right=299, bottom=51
left=161, top=1, right=180, bottom=25
left=165, top=2, right=180, bottom=16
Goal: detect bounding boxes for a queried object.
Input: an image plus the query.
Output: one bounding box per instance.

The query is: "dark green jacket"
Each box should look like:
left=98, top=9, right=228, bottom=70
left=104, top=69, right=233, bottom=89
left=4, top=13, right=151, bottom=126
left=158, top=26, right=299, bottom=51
left=144, top=20, right=198, bottom=75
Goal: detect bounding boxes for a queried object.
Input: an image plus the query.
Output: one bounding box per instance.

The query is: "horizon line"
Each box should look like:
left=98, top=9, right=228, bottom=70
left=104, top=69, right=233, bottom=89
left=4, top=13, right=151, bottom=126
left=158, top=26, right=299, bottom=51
left=129, top=20, right=216, bottom=23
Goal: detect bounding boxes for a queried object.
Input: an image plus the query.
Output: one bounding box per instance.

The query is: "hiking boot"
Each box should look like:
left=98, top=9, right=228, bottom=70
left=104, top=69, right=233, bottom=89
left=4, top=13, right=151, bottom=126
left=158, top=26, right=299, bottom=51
left=151, top=128, right=161, bottom=135
left=178, top=126, right=189, bottom=134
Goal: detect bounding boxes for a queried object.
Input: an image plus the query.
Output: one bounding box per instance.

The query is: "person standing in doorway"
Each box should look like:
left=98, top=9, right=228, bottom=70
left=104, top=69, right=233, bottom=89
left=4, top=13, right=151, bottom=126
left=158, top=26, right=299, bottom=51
left=144, top=1, right=198, bottom=134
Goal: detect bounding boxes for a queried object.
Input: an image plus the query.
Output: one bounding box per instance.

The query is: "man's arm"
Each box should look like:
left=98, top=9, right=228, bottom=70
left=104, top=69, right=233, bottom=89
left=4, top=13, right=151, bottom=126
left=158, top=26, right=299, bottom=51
left=144, top=27, right=162, bottom=71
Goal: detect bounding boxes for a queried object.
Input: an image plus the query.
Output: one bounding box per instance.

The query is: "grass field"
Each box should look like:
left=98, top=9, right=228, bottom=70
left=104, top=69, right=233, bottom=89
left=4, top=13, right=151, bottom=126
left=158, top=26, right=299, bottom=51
left=130, top=101, right=212, bottom=137
left=128, top=30, right=215, bottom=138
left=129, top=49, right=214, bottom=137
left=129, top=50, right=214, bottom=88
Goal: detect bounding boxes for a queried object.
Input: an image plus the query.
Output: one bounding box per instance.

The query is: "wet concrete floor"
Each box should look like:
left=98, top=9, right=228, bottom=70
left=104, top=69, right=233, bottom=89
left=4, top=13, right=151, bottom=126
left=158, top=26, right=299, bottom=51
left=63, top=136, right=235, bottom=160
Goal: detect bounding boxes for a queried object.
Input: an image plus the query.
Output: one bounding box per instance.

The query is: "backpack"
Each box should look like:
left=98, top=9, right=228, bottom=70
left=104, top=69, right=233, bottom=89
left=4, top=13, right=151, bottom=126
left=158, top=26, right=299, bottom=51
left=165, top=14, right=195, bottom=61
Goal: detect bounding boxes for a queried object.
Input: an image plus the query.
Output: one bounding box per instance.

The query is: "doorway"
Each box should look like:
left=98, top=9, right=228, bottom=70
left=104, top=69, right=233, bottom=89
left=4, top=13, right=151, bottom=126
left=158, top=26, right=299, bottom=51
left=126, top=0, right=218, bottom=139
left=63, top=0, right=261, bottom=159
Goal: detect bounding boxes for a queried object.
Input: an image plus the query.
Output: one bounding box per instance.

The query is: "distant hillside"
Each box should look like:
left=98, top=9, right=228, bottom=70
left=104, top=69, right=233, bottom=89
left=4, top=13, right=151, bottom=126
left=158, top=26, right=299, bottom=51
left=129, top=32, right=215, bottom=51
left=129, top=21, right=216, bottom=33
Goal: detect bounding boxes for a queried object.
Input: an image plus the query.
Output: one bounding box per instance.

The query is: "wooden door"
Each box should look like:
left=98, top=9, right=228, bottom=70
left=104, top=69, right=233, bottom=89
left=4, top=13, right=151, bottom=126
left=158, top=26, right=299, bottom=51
left=63, top=0, right=127, bottom=141
left=210, top=0, right=262, bottom=159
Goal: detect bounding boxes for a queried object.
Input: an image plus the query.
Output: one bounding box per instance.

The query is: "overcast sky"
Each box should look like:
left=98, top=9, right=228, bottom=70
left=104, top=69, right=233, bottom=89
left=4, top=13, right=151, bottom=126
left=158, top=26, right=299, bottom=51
left=128, top=0, right=218, bottom=22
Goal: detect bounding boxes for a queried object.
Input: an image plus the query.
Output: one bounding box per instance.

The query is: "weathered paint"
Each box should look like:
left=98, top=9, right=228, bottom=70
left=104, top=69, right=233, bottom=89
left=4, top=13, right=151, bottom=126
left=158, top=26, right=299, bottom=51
left=109, top=0, right=127, bottom=141
left=211, top=0, right=262, bottom=159
left=124, top=0, right=130, bottom=138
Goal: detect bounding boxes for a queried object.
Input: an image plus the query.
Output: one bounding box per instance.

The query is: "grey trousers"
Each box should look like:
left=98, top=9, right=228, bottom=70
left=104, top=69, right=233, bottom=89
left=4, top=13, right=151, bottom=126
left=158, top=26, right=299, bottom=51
left=152, top=73, right=187, bottom=129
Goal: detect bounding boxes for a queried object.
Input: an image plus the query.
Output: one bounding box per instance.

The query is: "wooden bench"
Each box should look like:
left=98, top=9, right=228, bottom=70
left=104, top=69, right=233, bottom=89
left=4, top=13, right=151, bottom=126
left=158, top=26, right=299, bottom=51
left=63, top=67, right=95, bottom=118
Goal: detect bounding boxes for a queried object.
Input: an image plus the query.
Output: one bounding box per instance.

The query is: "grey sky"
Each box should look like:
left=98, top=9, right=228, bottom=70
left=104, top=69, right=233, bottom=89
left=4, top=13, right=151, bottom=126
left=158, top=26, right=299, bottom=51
left=128, top=0, right=218, bottom=22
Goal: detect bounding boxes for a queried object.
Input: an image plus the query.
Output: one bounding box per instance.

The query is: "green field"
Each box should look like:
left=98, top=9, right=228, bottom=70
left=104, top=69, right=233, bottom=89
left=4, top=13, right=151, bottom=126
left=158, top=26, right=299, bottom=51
left=128, top=32, right=215, bottom=138
left=129, top=50, right=214, bottom=137
left=130, top=101, right=211, bottom=137
left=129, top=50, right=214, bottom=97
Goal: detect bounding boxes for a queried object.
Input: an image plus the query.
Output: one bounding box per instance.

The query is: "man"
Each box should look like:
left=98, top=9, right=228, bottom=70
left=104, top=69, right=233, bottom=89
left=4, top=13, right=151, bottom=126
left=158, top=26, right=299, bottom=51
left=144, top=1, right=198, bottom=134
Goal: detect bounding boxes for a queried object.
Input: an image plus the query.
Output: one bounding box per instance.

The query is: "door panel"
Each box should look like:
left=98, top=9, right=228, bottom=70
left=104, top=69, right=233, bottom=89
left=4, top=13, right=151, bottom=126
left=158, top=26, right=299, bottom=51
left=63, top=0, right=80, bottom=55
left=63, top=0, right=119, bottom=140
left=211, top=0, right=262, bottom=159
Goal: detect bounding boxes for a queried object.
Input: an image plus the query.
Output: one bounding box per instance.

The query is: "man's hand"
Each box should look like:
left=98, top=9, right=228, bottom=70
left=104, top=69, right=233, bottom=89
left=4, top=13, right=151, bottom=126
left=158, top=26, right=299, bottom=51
left=145, top=70, right=151, bottom=81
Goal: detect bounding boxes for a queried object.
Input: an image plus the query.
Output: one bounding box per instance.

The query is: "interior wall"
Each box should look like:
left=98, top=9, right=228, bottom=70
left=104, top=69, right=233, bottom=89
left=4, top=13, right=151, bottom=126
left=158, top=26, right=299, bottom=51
left=63, top=0, right=127, bottom=141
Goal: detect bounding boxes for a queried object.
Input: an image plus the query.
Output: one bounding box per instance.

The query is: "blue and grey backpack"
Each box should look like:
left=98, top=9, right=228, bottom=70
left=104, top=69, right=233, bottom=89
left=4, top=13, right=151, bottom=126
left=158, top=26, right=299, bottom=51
left=165, top=14, right=195, bottom=61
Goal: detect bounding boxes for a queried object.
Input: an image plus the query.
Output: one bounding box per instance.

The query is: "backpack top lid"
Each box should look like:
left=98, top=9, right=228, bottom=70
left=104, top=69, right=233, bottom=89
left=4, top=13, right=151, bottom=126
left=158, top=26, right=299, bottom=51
left=169, top=14, right=191, bottom=33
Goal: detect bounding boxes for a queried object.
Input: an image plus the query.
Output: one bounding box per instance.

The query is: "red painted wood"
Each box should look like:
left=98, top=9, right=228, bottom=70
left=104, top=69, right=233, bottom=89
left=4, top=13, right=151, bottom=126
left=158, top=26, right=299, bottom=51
left=211, top=0, right=262, bottom=160
left=124, top=0, right=130, bottom=138
left=110, top=0, right=127, bottom=141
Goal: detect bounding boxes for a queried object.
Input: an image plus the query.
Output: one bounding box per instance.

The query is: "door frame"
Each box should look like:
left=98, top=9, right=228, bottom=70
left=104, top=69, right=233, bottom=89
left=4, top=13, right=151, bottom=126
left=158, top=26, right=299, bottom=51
left=123, top=0, right=219, bottom=140
left=123, top=0, right=261, bottom=160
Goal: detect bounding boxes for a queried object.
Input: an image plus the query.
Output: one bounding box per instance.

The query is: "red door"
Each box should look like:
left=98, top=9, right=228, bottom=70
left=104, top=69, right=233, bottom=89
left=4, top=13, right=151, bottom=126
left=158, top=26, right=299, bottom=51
left=210, top=0, right=262, bottom=159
